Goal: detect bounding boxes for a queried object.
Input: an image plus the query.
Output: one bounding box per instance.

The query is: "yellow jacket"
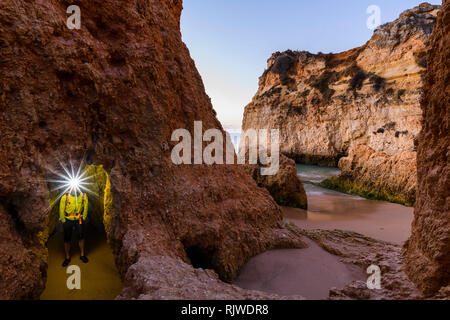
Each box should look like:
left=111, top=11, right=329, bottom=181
left=59, top=193, right=88, bottom=223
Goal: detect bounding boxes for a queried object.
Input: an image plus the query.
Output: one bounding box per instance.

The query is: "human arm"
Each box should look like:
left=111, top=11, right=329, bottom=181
left=82, top=194, right=88, bottom=220
left=59, top=195, right=66, bottom=223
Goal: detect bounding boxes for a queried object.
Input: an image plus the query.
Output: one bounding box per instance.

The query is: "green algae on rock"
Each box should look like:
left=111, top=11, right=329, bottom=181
left=320, top=176, right=414, bottom=207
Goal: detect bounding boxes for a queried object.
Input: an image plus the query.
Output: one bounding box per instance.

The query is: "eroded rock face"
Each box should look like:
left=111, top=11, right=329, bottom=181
left=0, top=204, right=46, bottom=299
left=322, top=145, right=416, bottom=206
left=242, top=154, right=307, bottom=209
left=404, top=0, right=450, bottom=296
left=0, top=0, right=304, bottom=299
left=118, top=255, right=305, bottom=300
left=242, top=3, right=440, bottom=202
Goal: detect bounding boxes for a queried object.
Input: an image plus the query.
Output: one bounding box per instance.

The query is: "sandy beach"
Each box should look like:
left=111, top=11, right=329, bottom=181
left=283, top=194, right=413, bottom=245
left=234, top=237, right=365, bottom=299
left=41, top=225, right=122, bottom=300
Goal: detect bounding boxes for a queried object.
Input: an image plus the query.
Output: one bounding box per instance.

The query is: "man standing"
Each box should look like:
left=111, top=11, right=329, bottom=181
left=59, top=190, right=89, bottom=266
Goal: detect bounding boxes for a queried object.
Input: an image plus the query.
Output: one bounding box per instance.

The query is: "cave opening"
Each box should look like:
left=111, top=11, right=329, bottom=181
left=185, top=245, right=216, bottom=272
left=40, top=165, right=122, bottom=300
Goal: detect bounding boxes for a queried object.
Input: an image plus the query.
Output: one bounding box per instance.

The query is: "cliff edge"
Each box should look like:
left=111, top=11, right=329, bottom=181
left=242, top=3, right=440, bottom=204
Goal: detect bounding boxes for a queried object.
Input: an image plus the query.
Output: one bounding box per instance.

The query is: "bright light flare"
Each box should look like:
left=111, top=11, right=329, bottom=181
left=40, top=156, right=100, bottom=216
left=48, top=161, right=95, bottom=198
left=69, top=177, right=81, bottom=190
left=59, top=167, right=89, bottom=195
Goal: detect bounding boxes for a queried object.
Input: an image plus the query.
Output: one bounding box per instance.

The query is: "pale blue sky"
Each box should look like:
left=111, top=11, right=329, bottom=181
left=181, top=0, right=441, bottom=127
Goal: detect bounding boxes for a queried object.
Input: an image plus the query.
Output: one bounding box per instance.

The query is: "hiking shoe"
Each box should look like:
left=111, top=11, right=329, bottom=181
left=62, top=258, right=71, bottom=267
left=80, top=256, right=89, bottom=263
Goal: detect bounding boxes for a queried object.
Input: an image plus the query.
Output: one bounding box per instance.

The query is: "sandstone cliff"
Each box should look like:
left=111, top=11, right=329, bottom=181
left=242, top=3, right=440, bottom=204
left=404, top=0, right=450, bottom=296
left=0, top=0, right=304, bottom=299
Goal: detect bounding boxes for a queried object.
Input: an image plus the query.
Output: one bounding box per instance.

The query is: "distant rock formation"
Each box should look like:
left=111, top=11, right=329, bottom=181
left=0, top=0, right=305, bottom=299
left=405, top=0, right=450, bottom=296
left=243, top=154, right=308, bottom=209
left=242, top=3, right=440, bottom=204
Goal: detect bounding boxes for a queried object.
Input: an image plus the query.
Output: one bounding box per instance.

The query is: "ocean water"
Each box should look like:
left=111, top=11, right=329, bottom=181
left=296, top=164, right=341, bottom=184
left=296, top=164, right=349, bottom=196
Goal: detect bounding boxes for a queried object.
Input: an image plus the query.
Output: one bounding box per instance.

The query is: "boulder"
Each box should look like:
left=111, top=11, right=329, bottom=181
left=243, top=154, right=308, bottom=209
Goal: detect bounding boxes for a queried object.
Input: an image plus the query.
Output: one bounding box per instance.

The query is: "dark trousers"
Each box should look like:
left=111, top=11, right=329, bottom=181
left=63, top=219, right=85, bottom=243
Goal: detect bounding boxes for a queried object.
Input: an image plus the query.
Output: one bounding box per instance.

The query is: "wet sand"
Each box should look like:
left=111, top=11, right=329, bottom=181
left=234, top=192, right=412, bottom=299
left=234, top=238, right=365, bottom=299
left=234, top=165, right=414, bottom=299
left=293, top=164, right=414, bottom=245
left=40, top=225, right=122, bottom=300
left=283, top=191, right=413, bottom=245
